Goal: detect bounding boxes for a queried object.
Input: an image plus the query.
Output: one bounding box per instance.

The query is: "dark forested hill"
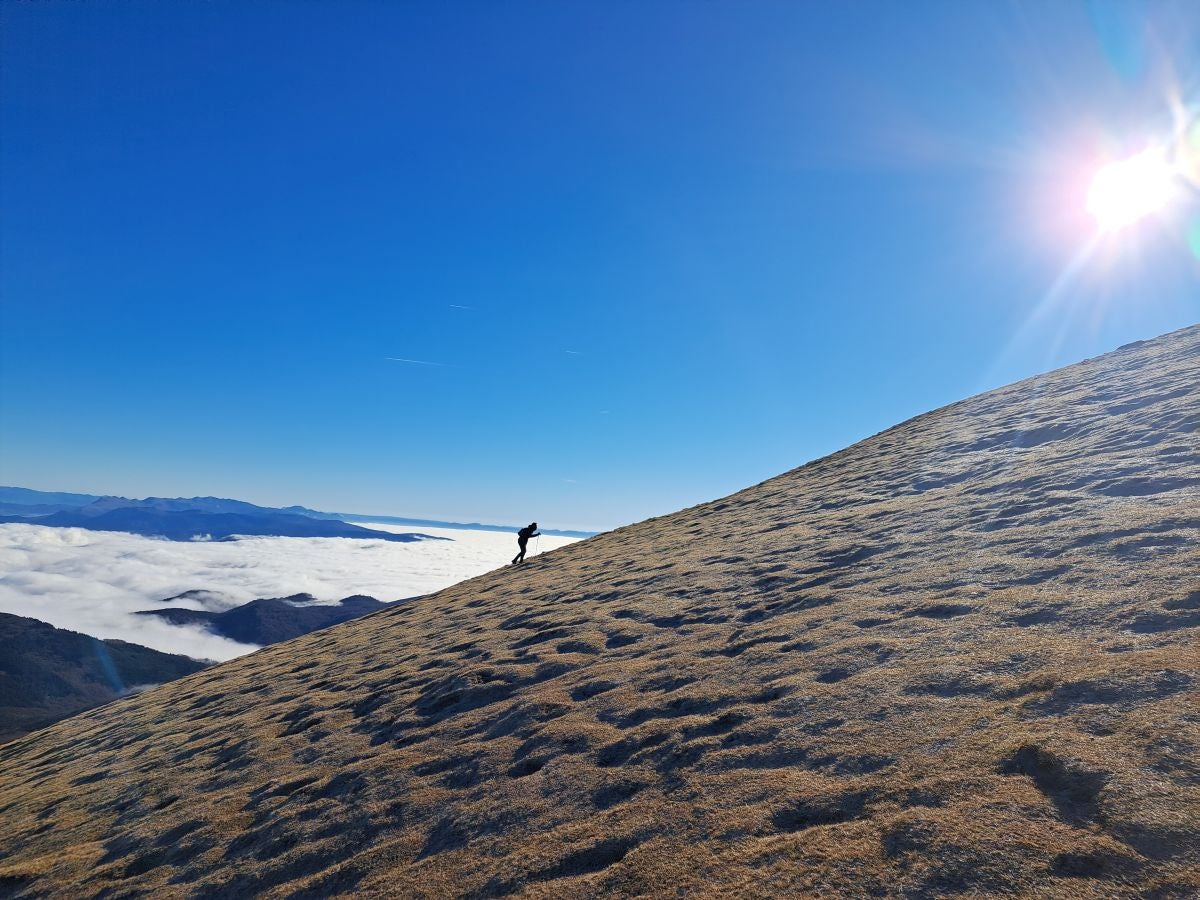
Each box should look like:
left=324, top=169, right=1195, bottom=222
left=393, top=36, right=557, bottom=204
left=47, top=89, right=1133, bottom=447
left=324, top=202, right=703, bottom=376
left=0, top=614, right=208, bottom=743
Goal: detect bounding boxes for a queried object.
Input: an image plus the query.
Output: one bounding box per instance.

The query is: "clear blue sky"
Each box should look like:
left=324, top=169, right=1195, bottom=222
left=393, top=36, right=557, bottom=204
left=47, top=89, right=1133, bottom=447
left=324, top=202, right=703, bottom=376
left=2, top=1, right=1198, bottom=531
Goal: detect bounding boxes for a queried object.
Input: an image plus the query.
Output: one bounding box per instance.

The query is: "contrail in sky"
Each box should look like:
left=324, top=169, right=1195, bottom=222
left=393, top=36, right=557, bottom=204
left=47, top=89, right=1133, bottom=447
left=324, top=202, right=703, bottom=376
left=448, top=304, right=474, bottom=310
left=385, top=357, right=451, bottom=367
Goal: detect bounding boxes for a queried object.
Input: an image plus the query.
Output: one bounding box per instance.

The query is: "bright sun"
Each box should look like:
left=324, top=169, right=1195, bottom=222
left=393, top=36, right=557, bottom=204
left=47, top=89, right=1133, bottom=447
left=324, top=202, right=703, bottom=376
left=1086, top=148, right=1176, bottom=231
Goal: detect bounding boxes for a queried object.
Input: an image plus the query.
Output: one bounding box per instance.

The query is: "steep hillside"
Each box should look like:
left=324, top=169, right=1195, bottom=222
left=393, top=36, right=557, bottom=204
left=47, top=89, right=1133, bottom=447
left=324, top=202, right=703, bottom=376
left=0, top=326, right=1197, bottom=898
left=0, top=614, right=208, bottom=743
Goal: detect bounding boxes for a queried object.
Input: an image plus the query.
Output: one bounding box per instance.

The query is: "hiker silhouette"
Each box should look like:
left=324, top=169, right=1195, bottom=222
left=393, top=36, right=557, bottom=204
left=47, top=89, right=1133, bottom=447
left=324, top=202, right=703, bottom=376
left=512, top=522, right=540, bottom=565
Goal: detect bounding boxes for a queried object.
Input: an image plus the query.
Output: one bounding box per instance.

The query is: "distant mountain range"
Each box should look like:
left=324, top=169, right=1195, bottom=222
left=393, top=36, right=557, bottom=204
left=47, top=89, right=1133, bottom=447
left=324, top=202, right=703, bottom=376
left=0, top=506, right=436, bottom=542
left=0, top=613, right=208, bottom=743
left=137, top=593, right=398, bottom=645
left=0, top=486, right=336, bottom=519
left=340, top=513, right=596, bottom=539
left=0, top=486, right=597, bottom=538
left=0, top=489, right=441, bottom=543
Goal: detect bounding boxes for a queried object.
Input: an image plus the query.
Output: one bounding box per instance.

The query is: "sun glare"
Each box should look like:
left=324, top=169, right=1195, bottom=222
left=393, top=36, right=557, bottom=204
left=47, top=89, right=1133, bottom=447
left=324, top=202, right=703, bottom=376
left=1086, top=148, right=1176, bottom=231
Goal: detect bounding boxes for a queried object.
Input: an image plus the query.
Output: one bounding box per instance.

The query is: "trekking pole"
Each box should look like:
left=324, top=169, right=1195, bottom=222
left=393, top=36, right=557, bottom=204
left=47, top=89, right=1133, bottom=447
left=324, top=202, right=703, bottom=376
left=535, top=535, right=541, bottom=556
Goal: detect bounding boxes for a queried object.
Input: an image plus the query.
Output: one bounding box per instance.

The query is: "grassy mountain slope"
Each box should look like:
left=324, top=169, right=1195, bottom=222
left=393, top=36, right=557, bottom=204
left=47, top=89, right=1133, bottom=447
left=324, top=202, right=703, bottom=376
left=0, top=326, right=1196, bottom=898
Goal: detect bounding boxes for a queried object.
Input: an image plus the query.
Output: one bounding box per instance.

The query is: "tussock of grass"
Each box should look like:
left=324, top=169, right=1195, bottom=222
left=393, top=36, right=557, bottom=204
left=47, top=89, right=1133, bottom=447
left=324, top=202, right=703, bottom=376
left=0, top=325, right=1198, bottom=897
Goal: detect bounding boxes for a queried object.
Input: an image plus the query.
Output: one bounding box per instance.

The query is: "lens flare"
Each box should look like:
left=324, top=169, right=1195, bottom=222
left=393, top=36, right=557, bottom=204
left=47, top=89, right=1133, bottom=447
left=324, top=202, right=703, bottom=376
left=1188, top=215, right=1200, bottom=261
left=1086, top=148, right=1176, bottom=231
left=1183, top=120, right=1200, bottom=188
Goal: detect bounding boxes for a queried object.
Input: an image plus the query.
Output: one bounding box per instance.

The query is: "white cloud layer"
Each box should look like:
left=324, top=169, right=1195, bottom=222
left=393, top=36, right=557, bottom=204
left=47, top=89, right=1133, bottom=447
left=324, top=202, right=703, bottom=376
left=0, top=522, right=578, bottom=662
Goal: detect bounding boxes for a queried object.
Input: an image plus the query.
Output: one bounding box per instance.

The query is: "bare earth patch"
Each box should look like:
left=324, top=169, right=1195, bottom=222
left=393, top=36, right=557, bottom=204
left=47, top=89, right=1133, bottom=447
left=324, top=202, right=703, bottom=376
left=0, top=325, right=1198, bottom=898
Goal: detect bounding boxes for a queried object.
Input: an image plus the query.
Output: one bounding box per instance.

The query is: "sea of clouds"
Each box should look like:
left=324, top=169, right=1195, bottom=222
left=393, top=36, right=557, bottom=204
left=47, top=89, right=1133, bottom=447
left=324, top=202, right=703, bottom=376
left=0, top=522, right=578, bottom=662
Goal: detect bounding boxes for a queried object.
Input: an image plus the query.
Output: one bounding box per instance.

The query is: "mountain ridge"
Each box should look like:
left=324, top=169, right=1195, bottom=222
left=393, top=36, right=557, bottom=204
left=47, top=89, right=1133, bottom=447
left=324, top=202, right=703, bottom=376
left=136, top=594, right=400, bottom=645
left=0, top=325, right=1196, bottom=897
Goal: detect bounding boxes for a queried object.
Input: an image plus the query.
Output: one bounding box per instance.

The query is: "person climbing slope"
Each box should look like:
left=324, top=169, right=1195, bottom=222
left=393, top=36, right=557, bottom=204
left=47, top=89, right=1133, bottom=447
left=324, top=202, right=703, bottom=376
left=512, top=522, right=540, bottom=565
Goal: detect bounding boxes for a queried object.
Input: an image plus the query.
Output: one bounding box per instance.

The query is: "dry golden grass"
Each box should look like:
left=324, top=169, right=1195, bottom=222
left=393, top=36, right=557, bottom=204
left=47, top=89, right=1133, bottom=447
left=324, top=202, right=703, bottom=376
left=0, top=325, right=1197, bottom=899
